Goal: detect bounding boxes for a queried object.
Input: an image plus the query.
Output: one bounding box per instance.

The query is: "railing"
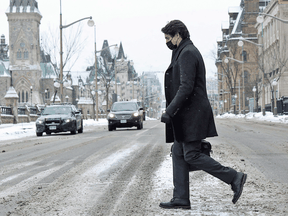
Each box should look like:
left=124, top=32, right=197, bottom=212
left=29, top=107, right=37, bottom=115
left=1, top=106, right=12, bottom=115
left=18, top=107, right=26, bottom=115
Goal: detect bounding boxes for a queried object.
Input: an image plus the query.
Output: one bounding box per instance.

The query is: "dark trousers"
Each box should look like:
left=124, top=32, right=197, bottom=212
left=172, top=140, right=237, bottom=200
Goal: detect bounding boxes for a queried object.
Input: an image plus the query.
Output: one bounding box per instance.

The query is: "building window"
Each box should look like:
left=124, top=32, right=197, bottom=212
left=26, top=91, right=29, bottom=102
left=24, top=51, right=29, bottom=59
left=17, top=50, right=22, bottom=59
left=18, top=92, right=20, bottom=102
left=242, top=51, right=247, bottom=62
left=22, top=90, right=25, bottom=103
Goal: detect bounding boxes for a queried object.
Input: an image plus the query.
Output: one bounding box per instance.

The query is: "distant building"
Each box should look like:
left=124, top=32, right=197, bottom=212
left=139, top=72, right=162, bottom=118
left=216, top=0, right=271, bottom=113
left=206, top=78, right=219, bottom=115
left=1, top=0, right=58, bottom=106
left=0, top=0, right=140, bottom=116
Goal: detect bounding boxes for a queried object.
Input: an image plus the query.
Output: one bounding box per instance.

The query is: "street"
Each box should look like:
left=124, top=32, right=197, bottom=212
left=0, top=118, right=288, bottom=215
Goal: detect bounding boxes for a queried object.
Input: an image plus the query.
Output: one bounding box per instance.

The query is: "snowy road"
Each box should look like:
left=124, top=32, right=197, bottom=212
left=0, top=117, right=288, bottom=215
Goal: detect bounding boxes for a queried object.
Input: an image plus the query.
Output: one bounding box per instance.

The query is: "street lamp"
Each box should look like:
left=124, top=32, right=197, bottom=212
left=59, top=0, right=94, bottom=102
left=252, top=86, right=256, bottom=112
left=53, top=81, right=60, bottom=103
left=272, top=79, right=278, bottom=116
left=30, top=85, right=33, bottom=106
left=237, top=40, right=246, bottom=114
left=91, top=90, right=96, bottom=120
left=234, top=94, right=237, bottom=114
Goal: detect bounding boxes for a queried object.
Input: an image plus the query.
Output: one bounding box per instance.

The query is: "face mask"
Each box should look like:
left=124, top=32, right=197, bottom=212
left=166, top=36, right=177, bottom=50
left=166, top=40, right=177, bottom=50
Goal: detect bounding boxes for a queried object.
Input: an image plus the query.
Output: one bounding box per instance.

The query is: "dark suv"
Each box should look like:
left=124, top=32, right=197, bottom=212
left=107, top=101, right=144, bottom=131
left=36, top=104, right=83, bottom=136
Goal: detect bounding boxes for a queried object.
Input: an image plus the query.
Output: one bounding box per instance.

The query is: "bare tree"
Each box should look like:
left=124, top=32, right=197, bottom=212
left=41, top=23, right=88, bottom=75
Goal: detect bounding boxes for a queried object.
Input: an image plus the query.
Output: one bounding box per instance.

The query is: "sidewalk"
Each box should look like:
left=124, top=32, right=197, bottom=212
left=216, top=111, right=288, bottom=124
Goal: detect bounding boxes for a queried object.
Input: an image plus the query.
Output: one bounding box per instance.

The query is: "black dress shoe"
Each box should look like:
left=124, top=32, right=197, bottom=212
left=231, top=172, right=247, bottom=204
left=159, top=198, right=191, bottom=209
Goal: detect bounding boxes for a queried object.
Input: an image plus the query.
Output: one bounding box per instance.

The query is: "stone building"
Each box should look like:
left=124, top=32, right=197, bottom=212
left=84, top=40, right=140, bottom=113
left=0, top=0, right=143, bottom=119
left=1, top=0, right=58, bottom=106
left=216, top=0, right=271, bottom=113
left=256, top=0, right=288, bottom=113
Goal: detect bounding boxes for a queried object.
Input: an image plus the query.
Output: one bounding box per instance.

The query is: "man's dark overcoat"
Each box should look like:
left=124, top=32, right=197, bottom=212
left=164, top=38, right=218, bottom=143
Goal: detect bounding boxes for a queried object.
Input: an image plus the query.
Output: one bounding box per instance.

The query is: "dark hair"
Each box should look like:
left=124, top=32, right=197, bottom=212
left=161, top=20, right=190, bottom=39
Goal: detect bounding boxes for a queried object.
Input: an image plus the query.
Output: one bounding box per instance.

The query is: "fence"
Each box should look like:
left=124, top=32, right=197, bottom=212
left=1, top=106, right=12, bottom=115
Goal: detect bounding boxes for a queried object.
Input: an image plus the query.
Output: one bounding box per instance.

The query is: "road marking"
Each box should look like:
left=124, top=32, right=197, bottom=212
left=135, top=122, right=161, bottom=137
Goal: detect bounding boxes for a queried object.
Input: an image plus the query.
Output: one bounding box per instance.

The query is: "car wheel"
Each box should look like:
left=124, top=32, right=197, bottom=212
left=71, top=123, right=77, bottom=134
left=78, top=120, right=83, bottom=133
left=36, top=132, right=43, bottom=136
left=108, top=125, right=113, bottom=131
left=137, top=123, right=141, bottom=130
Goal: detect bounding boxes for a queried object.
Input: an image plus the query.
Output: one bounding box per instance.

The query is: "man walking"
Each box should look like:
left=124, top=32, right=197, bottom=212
left=159, top=20, right=247, bottom=209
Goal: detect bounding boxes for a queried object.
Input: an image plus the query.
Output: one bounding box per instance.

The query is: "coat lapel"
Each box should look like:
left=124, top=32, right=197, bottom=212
left=167, top=38, right=192, bottom=70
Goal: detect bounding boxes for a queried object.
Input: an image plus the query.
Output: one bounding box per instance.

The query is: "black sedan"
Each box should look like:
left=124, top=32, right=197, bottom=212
left=35, top=104, right=83, bottom=136
left=107, top=101, right=144, bottom=131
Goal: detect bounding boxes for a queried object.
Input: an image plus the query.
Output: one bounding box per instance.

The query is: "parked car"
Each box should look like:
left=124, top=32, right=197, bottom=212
left=107, top=101, right=144, bottom=131
left=35, top=104, right=83, bottom=136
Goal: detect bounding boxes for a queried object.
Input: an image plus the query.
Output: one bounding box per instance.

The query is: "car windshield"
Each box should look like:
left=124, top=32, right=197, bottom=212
left=111, top=103, right=137, bottom=111
left=42, top=107, right=72, bottom=115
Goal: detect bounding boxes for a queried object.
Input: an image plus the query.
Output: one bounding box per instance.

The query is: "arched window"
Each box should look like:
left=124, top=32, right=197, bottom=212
left=22, top=90, right=24, bottom=102
left=18, top=92, right=20, bottom=102
left=244, top=70, right=249, bottom=85
left=24, top=51, right=29, bottom=59
left=17, top=50, right=22, bottom=59
left=242, top=51, right=247, bottom=62
left=26, top=91, right=29, bottom=102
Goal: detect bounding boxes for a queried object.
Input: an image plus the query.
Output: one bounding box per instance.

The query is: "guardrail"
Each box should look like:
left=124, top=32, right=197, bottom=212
left=1, top=106, right=12, bottom=115
left=18, top=107, right=26, bottom=115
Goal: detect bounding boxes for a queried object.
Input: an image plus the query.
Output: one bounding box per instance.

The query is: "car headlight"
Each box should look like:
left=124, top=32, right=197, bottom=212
left=64, top=118, right=72, bottom=123
left=36, top=119, right=44, bottom=124
left=133, top=112, right=139, bottom=117
left=108, top=113, right=115, bottom=119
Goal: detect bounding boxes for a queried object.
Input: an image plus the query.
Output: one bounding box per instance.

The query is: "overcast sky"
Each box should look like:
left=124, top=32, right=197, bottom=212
left=0, top=0, right=241, bottom=79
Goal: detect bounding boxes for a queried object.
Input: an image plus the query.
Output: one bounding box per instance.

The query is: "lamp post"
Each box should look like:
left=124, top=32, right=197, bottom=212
left=234, top=94, right=237, bottom=114
left=272, top=79, right=278, bottom=116
left=30, top=86, right=33, bottom=106
left=91, top=90, right=95, bottom=120
left=93, top=25, right=98, bottom=121
left=252, top=86, right=256, bottom=112
left=59, top=0, right=94, bottom=103
left=53, top=81, right=60, bottom=104
left=229, top=36, right=265, bottom=115
left=237, top=40, right=245, bottom=114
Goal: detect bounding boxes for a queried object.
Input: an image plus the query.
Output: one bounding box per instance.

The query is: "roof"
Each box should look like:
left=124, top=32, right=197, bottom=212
left=228, top=6, right=241, bottom=14
left=231, top=7, right=244, bottom=35
left=0, top=60, right=10, bottom=77
left=40, top=62, right=58, bottom=79
left=6, top=0, right=42, bottom=16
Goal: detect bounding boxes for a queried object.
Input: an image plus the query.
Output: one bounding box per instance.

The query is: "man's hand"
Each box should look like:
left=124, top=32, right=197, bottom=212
left=161, top=112, right=171, bottom=124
